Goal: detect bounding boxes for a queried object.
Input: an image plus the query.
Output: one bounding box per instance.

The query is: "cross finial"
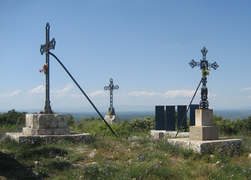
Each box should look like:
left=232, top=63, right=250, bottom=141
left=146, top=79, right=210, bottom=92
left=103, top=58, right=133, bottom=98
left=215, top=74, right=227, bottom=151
left=201, top=47, right=208, bottom=55
left=46, top=22, right=50, bottom=30
left=201, top=47, right=208, bottom=60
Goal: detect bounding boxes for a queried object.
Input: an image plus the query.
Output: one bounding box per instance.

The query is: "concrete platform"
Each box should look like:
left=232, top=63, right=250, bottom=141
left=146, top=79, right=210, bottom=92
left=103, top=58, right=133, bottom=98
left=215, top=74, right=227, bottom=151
left=150, top=130, right=190, bottom=138
left=166, top=138, right=242, bottom=154
left=5, top=132, right=92, bottom=143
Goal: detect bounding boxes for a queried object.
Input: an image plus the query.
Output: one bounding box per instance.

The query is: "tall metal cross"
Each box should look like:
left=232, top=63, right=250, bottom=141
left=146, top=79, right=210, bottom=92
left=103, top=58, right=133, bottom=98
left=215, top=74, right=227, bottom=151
left=189, top=47, right=219, bottom=109
left=104, top=78, right=119, bottom=115
left=40, top=23, right=56, bottom=114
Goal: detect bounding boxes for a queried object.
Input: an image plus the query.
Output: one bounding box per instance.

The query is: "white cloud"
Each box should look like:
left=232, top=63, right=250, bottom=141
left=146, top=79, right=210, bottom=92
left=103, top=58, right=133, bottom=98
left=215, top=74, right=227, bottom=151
left=0, top=90, right=24, bottom=98
left=89, top=90, right=107, bottom=97
left=55, top=83, right=74, bottom=94
left=163, top=90, right=195, bottom=98
left=69, top=94, right=83, bottom=98
left=240, top=87, right=251, bottom=91
left=28, top=85, right=45, bottom=93
left=234, top=97, right=241, bottom=100
left=119, top=90, right=197, bottom=99
left=128, top=91, right=161, bottom=98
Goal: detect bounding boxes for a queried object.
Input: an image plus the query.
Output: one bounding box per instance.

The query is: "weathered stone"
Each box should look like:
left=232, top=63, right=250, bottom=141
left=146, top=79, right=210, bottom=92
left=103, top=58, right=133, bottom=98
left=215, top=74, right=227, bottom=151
left=85, top=162, right=98, bottom=166
left=107, top=156, right=114, bottom=159
left=88, top=149, right=97, bottom=158
left=213, top=161, right=221, bottom=167
left=248, top=154, right=251, bottom=159
left=23, top=114, right=70, bottom=135
left=6, top=114, right=92, bottom=143
left=195, top=109, right=213, bottom=126
left=154, top=132, right=164, bottom=140
left=125, top=149, right=131, bottom=153
left=190, top=109, right=219, bottom=141
left=167, top=138, right=242, bottom=154
left=6, top=132, right=91, bottom=143
left=150, top=130, right=190, bottom=138
left=190, top=126, right=219, bottom=140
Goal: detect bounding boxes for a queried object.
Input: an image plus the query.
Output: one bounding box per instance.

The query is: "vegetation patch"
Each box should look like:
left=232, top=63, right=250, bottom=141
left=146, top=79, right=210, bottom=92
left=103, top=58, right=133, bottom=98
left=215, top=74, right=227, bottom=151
left=0, top=110, right=251, bottom=179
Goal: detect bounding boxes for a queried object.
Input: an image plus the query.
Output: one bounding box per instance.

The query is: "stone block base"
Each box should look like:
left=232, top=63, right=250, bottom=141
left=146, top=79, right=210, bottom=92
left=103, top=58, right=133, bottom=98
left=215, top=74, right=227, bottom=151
left=190, top=126, right=219, bottom=140
left=23, top=127, right=70, bottom=135
left=154, top=132, right=164, bottom=140
left=195, top=109, right=213, bottom=126
left=167, top=138, right=242, bottom=154
left=150, top=130, right=190, bottom=138
left=23, top=114, right=70, bottom=135
left=104, top=115, right=120, bottom=124
left=6, top=132, right=92, bottom=143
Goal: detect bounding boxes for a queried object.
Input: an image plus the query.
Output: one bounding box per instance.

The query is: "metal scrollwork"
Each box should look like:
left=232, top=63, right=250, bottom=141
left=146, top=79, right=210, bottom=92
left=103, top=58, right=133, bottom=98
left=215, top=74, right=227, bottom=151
left=104, top=78, right=119, bottom=115
left=189, top=47, right=219, bottom=109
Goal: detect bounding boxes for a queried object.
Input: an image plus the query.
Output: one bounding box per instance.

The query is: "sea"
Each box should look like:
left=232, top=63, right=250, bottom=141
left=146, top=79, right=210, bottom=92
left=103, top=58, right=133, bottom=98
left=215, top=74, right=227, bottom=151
left=68, top=110, right=251, bottom=122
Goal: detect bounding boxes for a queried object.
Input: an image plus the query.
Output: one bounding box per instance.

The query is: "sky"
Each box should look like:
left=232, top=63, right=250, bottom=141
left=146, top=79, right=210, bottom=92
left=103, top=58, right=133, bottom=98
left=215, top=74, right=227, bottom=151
left=1, top=0, right=251, bottom=113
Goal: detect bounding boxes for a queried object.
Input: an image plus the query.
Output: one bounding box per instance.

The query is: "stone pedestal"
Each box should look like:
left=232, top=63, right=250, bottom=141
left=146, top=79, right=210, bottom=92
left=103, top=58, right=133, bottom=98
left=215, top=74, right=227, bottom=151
left=22, top=114, right=70, bottom=135
left=190, top=109, right=219, bottom=140
left=6, top=113, right=92, bottom=143
left=104, top=115, right=120, bottom=124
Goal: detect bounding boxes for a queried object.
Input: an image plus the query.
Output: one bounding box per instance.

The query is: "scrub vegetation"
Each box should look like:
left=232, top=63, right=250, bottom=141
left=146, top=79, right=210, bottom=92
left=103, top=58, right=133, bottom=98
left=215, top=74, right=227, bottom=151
left=0, top=110, right=251, bottom=179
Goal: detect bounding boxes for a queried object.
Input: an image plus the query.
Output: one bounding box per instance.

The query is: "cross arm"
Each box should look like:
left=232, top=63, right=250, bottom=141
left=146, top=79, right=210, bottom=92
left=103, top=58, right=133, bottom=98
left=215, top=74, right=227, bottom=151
left=208, top=62, right=219, bottom=70
left=104, top=86, right=110, bottom=91
left=113, top=85, right=119, bottom=90
left=40, top=38, right=56, bottom=55
left=189, top=59, right=200, bottom=68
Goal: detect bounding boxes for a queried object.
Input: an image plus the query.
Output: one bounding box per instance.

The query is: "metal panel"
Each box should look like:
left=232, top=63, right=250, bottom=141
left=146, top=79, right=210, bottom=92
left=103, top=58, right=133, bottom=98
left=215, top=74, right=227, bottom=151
left=155, top=106, right=165, bottom=130
left=190, top=104, right=199, bottom=126
left=166, top=106, right=175, bottom=131
left=177, top=106, right=187, bottom=132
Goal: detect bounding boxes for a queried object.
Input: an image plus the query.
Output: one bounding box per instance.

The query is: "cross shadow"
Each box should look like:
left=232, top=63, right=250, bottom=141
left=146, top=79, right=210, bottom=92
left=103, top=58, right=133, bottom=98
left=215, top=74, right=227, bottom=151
left=0, top=151, right=40, bottom=180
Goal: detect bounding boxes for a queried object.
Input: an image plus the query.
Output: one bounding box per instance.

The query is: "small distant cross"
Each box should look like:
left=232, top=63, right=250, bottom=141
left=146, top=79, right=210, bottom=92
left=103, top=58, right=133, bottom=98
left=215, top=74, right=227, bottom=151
left=40, top=23, right=56, bottom=113
left=189, top=47, right=219, bottom=109
left=104, top=78, right=119, bottom=115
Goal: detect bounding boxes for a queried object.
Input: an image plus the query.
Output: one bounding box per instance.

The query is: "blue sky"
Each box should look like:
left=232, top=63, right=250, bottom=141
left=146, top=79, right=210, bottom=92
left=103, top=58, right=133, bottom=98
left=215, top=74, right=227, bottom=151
left=0, top=0, right=251, bottom=113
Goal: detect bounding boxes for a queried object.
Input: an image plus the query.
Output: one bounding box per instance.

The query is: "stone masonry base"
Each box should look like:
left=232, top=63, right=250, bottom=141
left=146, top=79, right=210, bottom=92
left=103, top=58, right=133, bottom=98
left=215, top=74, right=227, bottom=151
left=6, top=132, right=92, bottom=143
left=167, top=138, right=242, bottom=154
left=151, top=130, right=242, bottom=154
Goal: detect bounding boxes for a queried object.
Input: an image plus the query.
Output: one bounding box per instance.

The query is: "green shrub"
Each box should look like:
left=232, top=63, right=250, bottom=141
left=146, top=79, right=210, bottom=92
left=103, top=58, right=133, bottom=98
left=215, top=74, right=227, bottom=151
left=0, top=109, right=27, bottom=126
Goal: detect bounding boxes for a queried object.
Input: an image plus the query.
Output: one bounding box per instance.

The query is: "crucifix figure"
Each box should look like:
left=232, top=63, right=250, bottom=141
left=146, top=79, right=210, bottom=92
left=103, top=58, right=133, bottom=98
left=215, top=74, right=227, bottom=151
left=104, top=78, right=119, bottom=115
left=189, top=47, right=219, bottom=109
left=40, top=23, right=56, bottom=114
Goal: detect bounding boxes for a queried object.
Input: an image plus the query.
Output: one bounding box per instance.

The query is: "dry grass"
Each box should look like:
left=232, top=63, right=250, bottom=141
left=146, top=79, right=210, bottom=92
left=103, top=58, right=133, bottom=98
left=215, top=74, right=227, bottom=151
left=0, top=125, right=251, bottom=179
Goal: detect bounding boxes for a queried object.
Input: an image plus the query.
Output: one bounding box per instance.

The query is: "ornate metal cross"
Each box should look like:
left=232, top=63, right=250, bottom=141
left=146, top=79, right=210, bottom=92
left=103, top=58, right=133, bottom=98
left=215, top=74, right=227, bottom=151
left=40, top=23, right=56, bottom=114
left=104, top=78, right=119, bottom=115
left=189, top=47, right=219, bottom=109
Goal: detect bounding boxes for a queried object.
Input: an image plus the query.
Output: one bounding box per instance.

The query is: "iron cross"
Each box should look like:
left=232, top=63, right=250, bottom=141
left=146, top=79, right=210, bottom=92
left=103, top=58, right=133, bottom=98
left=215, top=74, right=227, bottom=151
left=189, top=47, right=219, bottom=109
left=40, top=23, right=56, bottom=114
left=104, top=78, right=119, bottom=115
